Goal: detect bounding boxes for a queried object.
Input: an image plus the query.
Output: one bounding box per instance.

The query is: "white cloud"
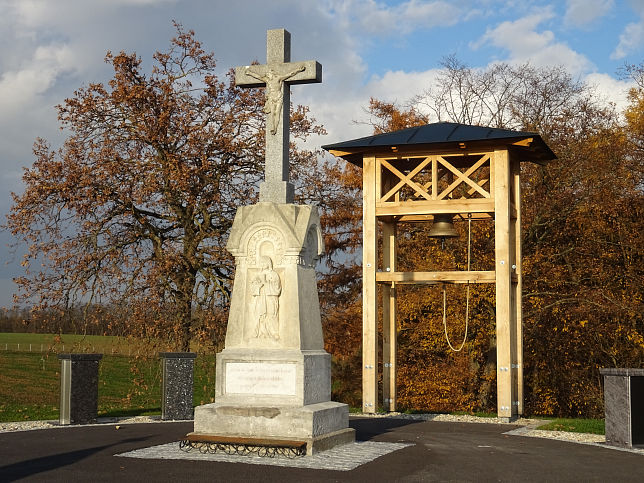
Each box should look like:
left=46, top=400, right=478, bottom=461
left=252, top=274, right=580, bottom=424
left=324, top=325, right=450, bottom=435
left=611, top=1, right=644, bottom=60
left=471, top=7, right=593, bottom=75
left=0, top=44, right=77, bottom=113
left=584, top=72, right=634, bottom=113
left=10, top=0, right=174, bottom=27
left=365, top=69, right=440, bottom=106
left=564, top=0, right=614, bottom=28
left=327, top=0, right=462, bottom=35
left=296, top=68, right=441, bottom=153
left=611, top=21, right=644, bottom=59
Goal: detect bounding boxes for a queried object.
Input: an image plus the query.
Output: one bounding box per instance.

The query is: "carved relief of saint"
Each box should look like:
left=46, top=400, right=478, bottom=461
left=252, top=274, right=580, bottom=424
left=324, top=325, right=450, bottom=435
left=250, top=256, right=282, bottom=340
left=244, top=65, right=305, bottom=135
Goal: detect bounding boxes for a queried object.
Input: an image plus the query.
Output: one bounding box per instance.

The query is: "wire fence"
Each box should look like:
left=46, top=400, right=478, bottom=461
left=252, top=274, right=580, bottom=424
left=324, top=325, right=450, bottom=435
left=1, top=343, right=135, bottom=355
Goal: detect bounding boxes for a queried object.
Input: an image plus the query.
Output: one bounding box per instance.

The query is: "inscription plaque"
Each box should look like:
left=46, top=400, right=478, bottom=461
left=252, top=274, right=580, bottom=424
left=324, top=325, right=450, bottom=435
left=225, top=362, right=296, bottom=395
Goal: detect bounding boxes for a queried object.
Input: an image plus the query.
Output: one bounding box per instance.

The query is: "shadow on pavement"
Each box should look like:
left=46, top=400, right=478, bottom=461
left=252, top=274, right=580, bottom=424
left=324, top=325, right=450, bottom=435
left=350, top=417, right=423, bottom=441
left=0, top=436, right=149, bottom=482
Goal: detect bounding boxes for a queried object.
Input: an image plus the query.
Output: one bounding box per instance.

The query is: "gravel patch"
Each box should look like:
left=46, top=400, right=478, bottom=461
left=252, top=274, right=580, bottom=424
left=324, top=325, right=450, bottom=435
left=0, top=420, right=58, bottom=433
left=505, top=425, right=644, bottom=455
left=505, top=425, right=605, bottom=444
left=0, top=415, right=162, bottom=433
left=353, top=411, right=543, bottom=426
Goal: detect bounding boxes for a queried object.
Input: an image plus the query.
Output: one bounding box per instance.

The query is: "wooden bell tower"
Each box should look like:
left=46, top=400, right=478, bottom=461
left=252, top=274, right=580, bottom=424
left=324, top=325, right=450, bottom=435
left=323, top=122, right=556, bottom=420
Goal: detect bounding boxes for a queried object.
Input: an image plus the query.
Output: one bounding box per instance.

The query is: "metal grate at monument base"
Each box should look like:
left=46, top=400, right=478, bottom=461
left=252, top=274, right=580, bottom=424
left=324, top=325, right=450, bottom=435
left=180, top=434, right=306, bottom=458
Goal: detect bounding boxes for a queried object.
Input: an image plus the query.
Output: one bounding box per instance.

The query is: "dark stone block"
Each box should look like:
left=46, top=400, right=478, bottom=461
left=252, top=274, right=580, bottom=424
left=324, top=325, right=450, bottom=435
left=601, top=367, right=644, bottom=448
left=160, top=353, right=196, bottom=420
left=58, top=354, right=103, bottom=425
left=631, top=377, right=644, bottom=446
left=603, top=373, right=630, bottom=447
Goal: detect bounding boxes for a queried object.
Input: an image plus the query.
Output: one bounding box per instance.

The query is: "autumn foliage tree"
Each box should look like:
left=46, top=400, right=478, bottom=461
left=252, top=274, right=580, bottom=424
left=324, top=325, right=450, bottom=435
left=7, top=24, right=323, bottom=351
left=6, top=23, right=642, bottom=416
left=321, top=57, right=643, bottom=416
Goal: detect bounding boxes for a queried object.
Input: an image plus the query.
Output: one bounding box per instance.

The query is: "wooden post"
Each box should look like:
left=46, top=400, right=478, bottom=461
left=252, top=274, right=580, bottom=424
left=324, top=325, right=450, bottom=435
left=512, top=158, right=524, bottom=415
left=362, top=155, right=378, bottom=413
left=382, top=222, right=397, bottom=412
left=494, top=148, right=516, bottom=420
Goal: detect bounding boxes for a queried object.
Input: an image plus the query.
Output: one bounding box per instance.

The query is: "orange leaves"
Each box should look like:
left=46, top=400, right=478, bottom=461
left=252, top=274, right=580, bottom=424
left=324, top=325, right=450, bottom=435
left=317, top=59, right=644, bottom=418
left=397, top=355, right=477, bottom=413
left=5, top=23, right=324, bottom=352
left=366, top=98, right=428, bottom=134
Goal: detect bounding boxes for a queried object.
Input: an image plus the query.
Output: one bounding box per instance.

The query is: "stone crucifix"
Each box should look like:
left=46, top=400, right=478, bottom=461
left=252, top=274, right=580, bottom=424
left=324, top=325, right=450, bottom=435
left=235, top=29, right=322, bottom=204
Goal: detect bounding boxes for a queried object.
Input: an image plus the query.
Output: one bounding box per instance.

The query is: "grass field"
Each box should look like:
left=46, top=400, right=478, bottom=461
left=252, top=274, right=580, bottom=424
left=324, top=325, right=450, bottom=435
left=0, top=332, right=218, bottom=422
left=0, top=350, right=218, bottom=422
left=0, top=332, right=141, bottom=355
left=0, top=333, right=607, bottom=434
left=536, top=418, right=605, bottom=435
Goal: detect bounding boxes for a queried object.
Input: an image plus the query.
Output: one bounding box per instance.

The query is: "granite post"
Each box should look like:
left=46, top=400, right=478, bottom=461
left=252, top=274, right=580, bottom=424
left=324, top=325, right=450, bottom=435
left=600, top=368, right=644, bottom=448
left=160, top=352, right=197, bottom=420
left=58, top=353, right=103, bottom=425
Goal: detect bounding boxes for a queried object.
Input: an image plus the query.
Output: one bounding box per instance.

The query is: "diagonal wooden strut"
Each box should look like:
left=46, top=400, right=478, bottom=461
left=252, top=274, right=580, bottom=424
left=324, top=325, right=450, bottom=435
left=380, top=157, right=432, bottom=201
left=437, top=154, right=491, bottom=200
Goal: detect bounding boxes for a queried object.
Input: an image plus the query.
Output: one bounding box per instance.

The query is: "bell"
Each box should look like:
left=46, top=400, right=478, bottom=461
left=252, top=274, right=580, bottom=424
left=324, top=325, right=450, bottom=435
left=428, top=214, right=458, bottom=239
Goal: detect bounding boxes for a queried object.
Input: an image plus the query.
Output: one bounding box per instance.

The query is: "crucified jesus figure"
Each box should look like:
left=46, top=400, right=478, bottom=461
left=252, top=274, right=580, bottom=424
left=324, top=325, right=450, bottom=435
left=245, top=65, right=306, bottom=135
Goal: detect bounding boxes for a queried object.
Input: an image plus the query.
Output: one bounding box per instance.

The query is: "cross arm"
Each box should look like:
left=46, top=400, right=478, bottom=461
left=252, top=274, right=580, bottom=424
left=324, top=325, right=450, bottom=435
left=235, top=60, right=322, bottom=88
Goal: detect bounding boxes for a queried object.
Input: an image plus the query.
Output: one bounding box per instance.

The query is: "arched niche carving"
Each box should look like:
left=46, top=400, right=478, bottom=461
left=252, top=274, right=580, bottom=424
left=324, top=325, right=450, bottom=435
left=301, top=224, right=323, bottom=268
left=246, top=226, right=285, bottom=267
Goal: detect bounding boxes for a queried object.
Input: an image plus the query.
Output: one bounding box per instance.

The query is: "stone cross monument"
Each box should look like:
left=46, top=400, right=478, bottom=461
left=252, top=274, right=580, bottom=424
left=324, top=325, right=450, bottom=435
left=234, top=29, right=321, bottom=204
left=189, top=29, right=354, bottom=455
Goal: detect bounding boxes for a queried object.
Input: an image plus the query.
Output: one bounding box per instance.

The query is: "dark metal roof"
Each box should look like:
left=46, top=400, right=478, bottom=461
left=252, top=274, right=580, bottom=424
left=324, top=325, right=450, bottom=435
left=322, top=122, right=557, bottom=164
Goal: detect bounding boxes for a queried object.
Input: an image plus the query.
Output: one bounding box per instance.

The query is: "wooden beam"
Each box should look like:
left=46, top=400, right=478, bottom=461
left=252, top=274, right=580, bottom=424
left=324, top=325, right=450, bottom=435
left=512, top=137, right=533, bottom=147
left=372, top=147, right=498, bottom=158
left=327, top=149, right=353, bottom=157
left=382, top=222, right=397, bottom=412
left=376, top=199, right=495, bottom=217
left=462, top=178, right=489, bottom=199
left=362, top=155, right=378, bottom=414
left=436, top=154, right=491, bottom=200
left=380, top=158, right=432, bottom=202
left=512, top=158, right=524, bottom=415
left=386, top=213, right=494, bottom=223
left=376, top=271, right=495, bottom=284
left=326, top=141, right=548, bottom=163
left=494, top=148, right=516, bottom=420
left=432, top=156, right=438, bottom=199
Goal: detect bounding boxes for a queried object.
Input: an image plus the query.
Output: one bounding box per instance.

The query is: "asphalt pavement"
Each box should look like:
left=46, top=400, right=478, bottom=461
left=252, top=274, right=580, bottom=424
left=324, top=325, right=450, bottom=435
left=1, top=417, right=642, bottom=482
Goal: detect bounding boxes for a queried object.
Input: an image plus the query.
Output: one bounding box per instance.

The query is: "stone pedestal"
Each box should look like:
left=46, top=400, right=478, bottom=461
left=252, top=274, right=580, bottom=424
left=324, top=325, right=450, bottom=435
left=160, top=352, right=197, bottom=420
left=601, top=368, right=644, bottom=448
left=58, top=354, right=103, bottom=425
left=192, top=202, right=354, bottom=454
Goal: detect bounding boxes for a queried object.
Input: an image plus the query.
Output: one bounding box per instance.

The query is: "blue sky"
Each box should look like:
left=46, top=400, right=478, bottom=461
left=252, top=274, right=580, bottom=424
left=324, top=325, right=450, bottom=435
left=0, top=0, right=642, bottom=308
left=361, top=1, right=634, bottom=76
